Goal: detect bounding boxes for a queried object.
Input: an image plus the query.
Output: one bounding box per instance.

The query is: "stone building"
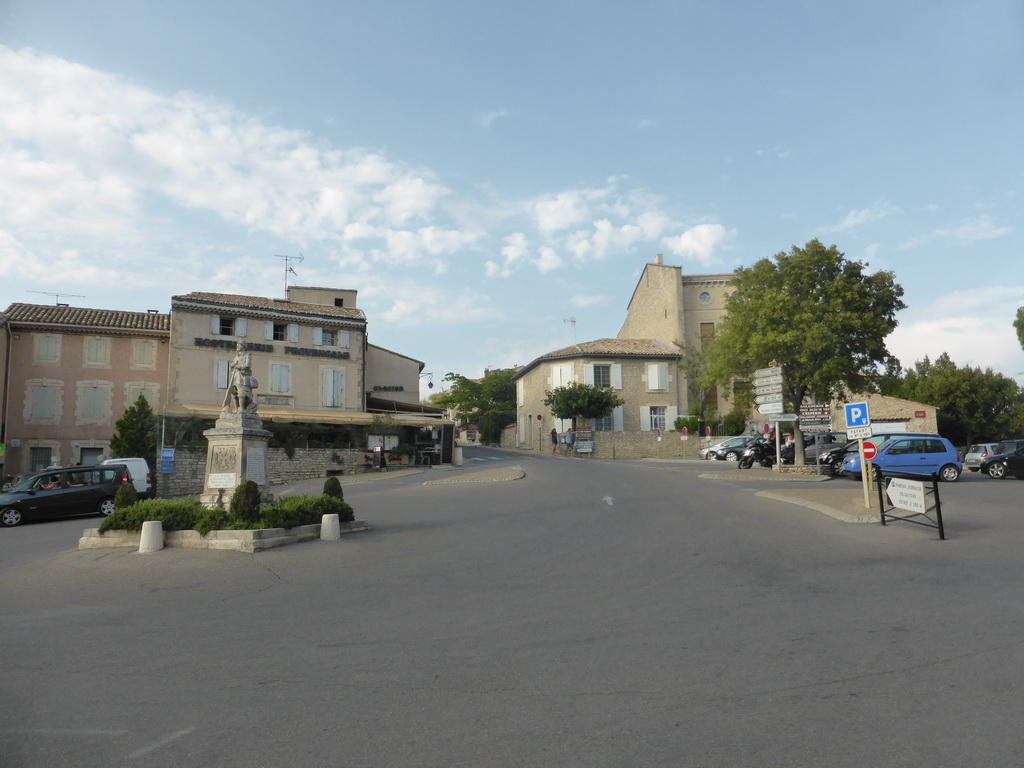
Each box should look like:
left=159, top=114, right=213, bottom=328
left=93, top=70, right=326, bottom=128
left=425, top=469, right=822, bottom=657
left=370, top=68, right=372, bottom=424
left=512, top=338, right=682, bottom=459
left=0, top=304, right=170, bottom=476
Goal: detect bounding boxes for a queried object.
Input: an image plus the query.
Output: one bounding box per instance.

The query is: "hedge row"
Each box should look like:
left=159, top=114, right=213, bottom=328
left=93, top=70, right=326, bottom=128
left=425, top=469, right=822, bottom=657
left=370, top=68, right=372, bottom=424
left=99, top=494, right=355, bottom=536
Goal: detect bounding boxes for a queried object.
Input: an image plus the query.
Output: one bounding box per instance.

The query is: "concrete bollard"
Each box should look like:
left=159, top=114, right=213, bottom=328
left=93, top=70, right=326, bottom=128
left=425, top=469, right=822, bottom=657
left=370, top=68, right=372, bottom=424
left=320, top=513, right=341, bottom=540
left=139, top=520, right=164, bottom=553
left=453, top=445, right=463, bottom=466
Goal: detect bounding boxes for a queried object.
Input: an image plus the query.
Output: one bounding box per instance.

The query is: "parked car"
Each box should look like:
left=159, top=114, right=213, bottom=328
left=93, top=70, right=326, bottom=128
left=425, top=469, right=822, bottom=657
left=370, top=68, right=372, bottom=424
left=964, top=442, right=999, bottom=472
left=994, top=438, right=1024, bottom=456
left=980, top=446, right=1024, bottom=479
left=709, top=436, right=761, bottom=461
left=842, top=435, right=962, bottom=482
left=102, top=457, right=152, bottom=497
left=832, top=432, right=941, bottom=477
left=0, top=464, right=132, bottom=527
left=778, top=431, right=848, bottom=464
left=700, top=436, right=759, bottom=461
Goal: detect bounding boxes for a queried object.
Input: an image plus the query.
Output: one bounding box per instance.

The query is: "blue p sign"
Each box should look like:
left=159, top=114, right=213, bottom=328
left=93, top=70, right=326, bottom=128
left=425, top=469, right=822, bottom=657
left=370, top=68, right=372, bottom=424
left=844, top=402, right=870, bottom=428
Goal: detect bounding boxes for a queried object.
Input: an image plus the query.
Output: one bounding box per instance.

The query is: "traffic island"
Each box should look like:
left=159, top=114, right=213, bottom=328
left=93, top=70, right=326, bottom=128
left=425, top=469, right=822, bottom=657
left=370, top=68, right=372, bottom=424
left=79, top=520, right=369, bottom=553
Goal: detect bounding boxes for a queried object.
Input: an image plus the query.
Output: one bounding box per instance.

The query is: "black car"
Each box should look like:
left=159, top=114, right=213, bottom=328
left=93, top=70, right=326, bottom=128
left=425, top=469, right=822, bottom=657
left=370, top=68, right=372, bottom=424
left=980, top=446, right=1024, bottom=479
left=0, top=464, right=132, bottom=527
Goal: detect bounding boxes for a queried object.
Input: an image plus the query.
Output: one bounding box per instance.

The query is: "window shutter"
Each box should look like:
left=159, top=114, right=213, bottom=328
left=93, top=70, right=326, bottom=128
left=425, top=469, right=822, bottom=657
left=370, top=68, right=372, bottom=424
left=640, top=406, right=651, bottom=431
left=264, top=321, right=274, bottom=341
left=217, top=360, right=229, bottom=389
left=667, top=406, right=678, bottom=428
left=612, top=405, right=624, bottom=431
left=288, top=324, right=299, bottom=343
left=210, top=316, right=220, bottom=335
left=611, top=365, right=622, bottom=389
left=339, top=331, right=350, bottom=349
left=313, top=328, right=323, bottom=346
left=236, top=318, right=247, bottom=337
left=517, top=380, right=524, bottom=406
left=583, top=364, right=594, bottom=385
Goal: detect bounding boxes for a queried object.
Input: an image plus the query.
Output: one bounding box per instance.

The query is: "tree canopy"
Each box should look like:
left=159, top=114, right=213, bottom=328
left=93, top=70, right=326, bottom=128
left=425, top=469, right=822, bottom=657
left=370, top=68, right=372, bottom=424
left=1015, top=305, right=1024, bottom=351
left=432, top=368, right=517, bottom=445
left=543, top=381, right=624, bottom=425
left=880, top=352, right=1024, bottom=446
left=708, top=239, right=905, bottom=416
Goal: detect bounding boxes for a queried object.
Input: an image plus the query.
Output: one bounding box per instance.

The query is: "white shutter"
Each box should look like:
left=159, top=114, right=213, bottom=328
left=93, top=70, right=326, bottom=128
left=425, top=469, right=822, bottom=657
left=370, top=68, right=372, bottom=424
left=210, top=316, right=220, bottom=335
left=339, top=331, right=350, bottom=349
left=611, top=364, right=622, bottom=389
left=583, top=364, right=595, bottom=385
left=612, top=405, right=624, bottom=431
left=517, top=380, right=524, bottom=406
left=288, top=324, right=299, bottom=343
left=313, top=328, right=323, bottom=346
left=667, top=406, right=678, bottom=429
left=321, top=369, right=332, bottom=405
left=264, top=321, right=274, bottom=340
left=216, top=360, right=229, bottom=388
left=640, top=406, right=651, bottom=431
left=236, top=318, right=247, bottom=337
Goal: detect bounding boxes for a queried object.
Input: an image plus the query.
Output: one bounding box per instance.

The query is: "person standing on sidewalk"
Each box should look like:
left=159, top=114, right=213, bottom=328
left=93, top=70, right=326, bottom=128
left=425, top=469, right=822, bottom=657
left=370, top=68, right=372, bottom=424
left=564, top=427, right=575, bottom=457
left=550, top=427, right=558, bottom=454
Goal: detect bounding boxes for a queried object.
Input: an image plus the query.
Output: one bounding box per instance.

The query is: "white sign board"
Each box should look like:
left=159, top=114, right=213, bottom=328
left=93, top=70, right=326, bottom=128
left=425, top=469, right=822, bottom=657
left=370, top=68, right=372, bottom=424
left=886, top=478, right=927, bottom=513
left=756, top=401, right=786, bottom=414
left=208, top=472, right=238, bottom=489
left=753, top=366, right=783, bottom=379
left=848, top=426, right=873, bottom=440
left=753, top=374, right=784, bottom=389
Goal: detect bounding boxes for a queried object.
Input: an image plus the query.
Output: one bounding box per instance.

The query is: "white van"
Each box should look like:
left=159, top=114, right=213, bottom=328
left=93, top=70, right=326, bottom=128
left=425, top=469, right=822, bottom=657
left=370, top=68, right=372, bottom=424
left=101, top=457, right=152, bottom=497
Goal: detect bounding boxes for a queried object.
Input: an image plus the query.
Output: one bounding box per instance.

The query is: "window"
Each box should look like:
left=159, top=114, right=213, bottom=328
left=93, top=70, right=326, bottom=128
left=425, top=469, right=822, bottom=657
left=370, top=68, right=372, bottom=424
left=132, top=340, right=157, bottom=368
left=29, top=447, right=52, bottom=472
left=334, top=298, right=345, bottom=307
left=266, top=322, right=290, bottom=342
left=700, top=322, right=715, bottom=350
left=593, top=364, right=611, bottom=389
left=271, top=364, right=290, bottom=393
left=35, top=334, right=60, bottom=362
left=84, top=337, right=111, bottom=365
left=30, top=384, right=58, bottom=420
left=649, top=406, right=667, bottom=431
left=647, top=363, right=668, bottom=391
left=125, top=383, right=159, bottom=408
left=219, top=317, right=235, bottom=336
left=322, top=369, right=343, bottom=407
left=79, top=383, right=110, bottom=421
left=594, top=412, right=613, bottom=432
left=321, top=330, right=336, bottom=346
left=338, top=330, right=350, bottom=349
left=212, top=316, right=247, bottom=337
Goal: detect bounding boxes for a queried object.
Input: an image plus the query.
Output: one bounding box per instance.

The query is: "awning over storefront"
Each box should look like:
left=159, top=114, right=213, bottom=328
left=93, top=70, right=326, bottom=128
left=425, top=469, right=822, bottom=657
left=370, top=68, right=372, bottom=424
left=163, top=403, right=452, bottom=429
left=365, top=394, right=446, bottom=417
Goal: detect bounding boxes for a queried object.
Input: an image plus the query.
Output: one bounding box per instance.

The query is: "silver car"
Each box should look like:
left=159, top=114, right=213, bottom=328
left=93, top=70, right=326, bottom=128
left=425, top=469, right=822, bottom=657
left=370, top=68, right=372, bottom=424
left=964, top=442, right=999, bottom=472
left=701, top=435, right=759, bottom=461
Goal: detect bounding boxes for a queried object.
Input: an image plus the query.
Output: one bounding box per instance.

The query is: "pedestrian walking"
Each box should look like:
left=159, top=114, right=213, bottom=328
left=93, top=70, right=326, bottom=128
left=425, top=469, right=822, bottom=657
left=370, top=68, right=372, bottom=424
left=550, top=427, right=558, bottom=454
left=564, top=427, right=575, bottom=457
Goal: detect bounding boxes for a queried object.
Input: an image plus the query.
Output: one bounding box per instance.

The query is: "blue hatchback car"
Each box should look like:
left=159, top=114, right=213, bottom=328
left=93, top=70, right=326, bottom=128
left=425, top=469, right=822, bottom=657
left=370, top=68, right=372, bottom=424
left=841, top=435, right=962, bottom=482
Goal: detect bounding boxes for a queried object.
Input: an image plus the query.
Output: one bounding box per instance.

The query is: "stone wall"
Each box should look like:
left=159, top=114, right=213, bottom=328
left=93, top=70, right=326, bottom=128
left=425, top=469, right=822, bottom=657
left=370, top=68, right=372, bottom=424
left=157, top=447, right=369, bottom=498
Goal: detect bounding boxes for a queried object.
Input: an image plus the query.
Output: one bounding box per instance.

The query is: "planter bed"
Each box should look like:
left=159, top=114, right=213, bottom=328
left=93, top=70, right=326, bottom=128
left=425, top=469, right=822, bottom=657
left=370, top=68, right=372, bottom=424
left=79, top=520, right=369, bottom=553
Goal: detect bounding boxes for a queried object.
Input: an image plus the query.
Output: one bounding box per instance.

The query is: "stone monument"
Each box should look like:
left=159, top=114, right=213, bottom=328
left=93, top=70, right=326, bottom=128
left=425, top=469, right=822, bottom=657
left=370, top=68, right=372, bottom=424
left=201, top=342, right=273, bottom=509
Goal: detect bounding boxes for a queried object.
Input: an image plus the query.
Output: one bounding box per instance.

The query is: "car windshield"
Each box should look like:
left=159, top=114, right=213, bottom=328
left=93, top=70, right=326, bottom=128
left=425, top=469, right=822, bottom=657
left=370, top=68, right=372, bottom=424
left=10, top=476, right=41, bottom=492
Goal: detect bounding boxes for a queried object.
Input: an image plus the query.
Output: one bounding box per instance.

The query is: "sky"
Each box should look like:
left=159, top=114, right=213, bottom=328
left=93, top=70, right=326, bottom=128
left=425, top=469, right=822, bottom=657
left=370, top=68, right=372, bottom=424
left=2, top=0, right=1023, bottom=400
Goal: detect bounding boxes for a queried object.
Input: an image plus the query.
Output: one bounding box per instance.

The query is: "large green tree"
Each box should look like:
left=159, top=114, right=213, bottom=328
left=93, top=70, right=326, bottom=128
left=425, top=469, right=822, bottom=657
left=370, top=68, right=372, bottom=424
left=109, top=393, right=158, bottom=486
left=708, top=239, right=906, bottom=462
left=433, top=368, right=517, bottom=445
left=543, top=381, right=624, bottom=426
left=881, top=353, right=1024, bottom=447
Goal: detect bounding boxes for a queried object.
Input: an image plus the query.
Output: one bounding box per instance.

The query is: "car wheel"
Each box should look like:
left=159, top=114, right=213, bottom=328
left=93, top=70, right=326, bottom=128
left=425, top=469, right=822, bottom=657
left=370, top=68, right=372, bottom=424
left=939, top=464, right=960, bottom=482
left=2, top=507, right=23, bottom=527
left=987, top=463, right=1007, bottom=479
left=97, top=497, right=116, bottom=517
left=725, top=451, right=739, bottom=461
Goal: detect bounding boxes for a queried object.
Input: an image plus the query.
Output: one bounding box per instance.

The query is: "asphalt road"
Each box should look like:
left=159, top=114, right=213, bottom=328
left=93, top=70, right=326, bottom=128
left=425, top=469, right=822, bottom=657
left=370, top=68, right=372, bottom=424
left=1, top=447, right=1022, bottom=767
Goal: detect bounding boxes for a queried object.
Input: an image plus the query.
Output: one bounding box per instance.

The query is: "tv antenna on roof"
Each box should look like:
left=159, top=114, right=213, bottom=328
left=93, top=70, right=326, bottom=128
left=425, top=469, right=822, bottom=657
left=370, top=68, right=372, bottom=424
left=29, top=291, right=86, bottom=306
left=277, top=253, right=304, bottom=294
left=564, top=315, right=577, bottom=343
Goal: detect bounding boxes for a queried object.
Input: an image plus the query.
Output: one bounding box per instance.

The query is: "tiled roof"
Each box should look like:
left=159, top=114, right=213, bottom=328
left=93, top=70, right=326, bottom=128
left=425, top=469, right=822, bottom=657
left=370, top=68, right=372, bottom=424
left=516, top=338, right=679, bottom=378
left=1, top=303, right=170, bottom=332
left=172, top=292, right=366, bottom=321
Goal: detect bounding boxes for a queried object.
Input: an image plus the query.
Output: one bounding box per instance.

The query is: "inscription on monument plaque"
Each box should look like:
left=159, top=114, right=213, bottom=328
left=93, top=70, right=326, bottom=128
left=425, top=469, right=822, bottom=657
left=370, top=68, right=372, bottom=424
left=208, top=473, right=238, bottom=489
left=246, top=446, right=267, bottom=485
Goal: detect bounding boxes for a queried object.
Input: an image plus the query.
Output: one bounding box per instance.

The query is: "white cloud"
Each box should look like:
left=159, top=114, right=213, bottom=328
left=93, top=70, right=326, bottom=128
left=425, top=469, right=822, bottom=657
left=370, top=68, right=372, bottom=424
left=570, top=294, right=606, bottom=308
left=829, top=204, right=896, bottom=233
left=899, top=215, right=1011, bottom=250
left=534, top=246, right=563, bottom=273
left=478, top=109, right=510, bottom=128
left=661, top=223, right=735, bottom=264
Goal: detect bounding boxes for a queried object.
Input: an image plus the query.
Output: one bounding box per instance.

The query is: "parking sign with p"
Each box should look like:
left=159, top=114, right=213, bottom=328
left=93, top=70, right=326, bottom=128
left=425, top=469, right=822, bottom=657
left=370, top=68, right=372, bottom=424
left=845, top=401, right=872, bottom=438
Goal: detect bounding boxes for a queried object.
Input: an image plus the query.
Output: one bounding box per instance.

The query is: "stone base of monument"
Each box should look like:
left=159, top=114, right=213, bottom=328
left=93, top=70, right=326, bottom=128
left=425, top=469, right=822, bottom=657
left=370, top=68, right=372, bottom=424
left=201, top=411, right=273, bottom=509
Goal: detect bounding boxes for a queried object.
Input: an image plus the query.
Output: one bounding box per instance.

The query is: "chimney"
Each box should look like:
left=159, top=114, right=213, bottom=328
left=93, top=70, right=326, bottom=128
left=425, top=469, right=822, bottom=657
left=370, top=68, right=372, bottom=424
left=654, top=253, right=664, bottom=265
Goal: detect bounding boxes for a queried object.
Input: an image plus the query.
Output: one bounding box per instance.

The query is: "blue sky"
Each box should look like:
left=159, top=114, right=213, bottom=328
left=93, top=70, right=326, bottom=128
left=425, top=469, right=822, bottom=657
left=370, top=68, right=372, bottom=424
left=2, top=0, right=1023, bottom=398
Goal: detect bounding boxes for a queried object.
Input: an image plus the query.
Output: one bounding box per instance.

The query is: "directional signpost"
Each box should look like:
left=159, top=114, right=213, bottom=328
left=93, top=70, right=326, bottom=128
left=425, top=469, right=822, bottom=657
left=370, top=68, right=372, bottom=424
left=845, top=401, right=873, bottom=507
left=753, top=365, right=790, bottom=470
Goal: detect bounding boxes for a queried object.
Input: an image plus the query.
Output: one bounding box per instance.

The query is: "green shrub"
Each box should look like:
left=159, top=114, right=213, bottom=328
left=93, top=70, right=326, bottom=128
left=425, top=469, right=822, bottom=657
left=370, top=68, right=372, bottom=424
left=229, top=480, right=262, bottom=524
left=323, top=476, right=344, bottom=500
left=114, top=482, right=138, bottom=509
left=99, top=497, right=209, bottom=533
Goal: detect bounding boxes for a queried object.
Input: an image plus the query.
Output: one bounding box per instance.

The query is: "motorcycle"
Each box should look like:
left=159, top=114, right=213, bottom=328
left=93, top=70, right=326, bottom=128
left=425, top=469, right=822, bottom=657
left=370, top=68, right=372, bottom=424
left=738, top=437, right=777, bottom=469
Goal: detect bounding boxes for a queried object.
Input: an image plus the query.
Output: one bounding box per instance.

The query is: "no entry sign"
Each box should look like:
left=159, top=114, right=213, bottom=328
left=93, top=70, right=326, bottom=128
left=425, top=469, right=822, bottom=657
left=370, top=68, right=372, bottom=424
left=863, top=441, right=877, bottom=460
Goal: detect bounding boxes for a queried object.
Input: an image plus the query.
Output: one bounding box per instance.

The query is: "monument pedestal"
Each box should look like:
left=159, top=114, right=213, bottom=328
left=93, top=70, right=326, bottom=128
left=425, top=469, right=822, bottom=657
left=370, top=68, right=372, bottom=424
left=200, top=411, right=273, bottom=509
